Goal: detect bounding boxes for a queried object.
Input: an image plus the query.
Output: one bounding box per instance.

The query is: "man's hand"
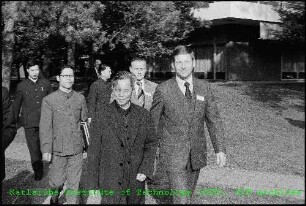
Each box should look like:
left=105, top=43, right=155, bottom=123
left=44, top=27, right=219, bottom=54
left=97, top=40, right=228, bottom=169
left=216, top=152, right=226, bottom=167
left=42, top=153, right=52, bottom=162
left=87, top=118, right=92, bottom=126
left=82, top=152, right=88, bottom=159
left=136, top=173, right=146, bottom=182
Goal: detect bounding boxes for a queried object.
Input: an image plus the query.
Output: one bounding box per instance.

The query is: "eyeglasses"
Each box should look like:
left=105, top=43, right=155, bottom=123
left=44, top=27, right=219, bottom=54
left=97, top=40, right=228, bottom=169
left=60, top=75, right=74, bottom=78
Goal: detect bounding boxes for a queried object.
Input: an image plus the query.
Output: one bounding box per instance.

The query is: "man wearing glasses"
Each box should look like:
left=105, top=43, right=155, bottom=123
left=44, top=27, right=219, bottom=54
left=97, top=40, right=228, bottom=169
left=39, top=65, right=88, bottom=204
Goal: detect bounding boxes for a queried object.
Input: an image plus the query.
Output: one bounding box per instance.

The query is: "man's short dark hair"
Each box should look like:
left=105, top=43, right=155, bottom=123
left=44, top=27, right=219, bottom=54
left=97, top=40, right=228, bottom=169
left=111, top=71, right=135, bottom=90
left=172, top=45, right=195, bottom=61
left=98, top=64, right=111, bottom=75
left=26, top=59, right=39, bottom=69
left=58, top=65, right=74, bottom=75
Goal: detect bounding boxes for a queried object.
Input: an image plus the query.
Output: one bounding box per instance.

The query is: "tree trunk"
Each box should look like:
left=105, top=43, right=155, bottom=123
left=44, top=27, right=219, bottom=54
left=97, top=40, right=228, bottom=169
left=2, top=1, right=19, bottom=91
left=67, top=42, right=75, bottom=68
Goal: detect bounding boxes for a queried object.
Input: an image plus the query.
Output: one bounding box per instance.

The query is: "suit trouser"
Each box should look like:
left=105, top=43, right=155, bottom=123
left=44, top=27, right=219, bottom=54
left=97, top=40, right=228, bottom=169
left=152, top=152, right=200, bottom=204
left=24, top=127, right=43, bottom=173
left=49, top=153, right=83, bottom=204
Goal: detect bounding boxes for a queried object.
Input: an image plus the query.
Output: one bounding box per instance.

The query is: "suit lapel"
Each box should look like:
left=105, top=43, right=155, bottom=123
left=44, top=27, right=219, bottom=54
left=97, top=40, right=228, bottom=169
left=188, top=78, right=201, bottom=125
left=144, top=79, right=153, bottom=94
left=169, top=78, right=190, bottom=123
left=170, top=77, right=200, bottom=125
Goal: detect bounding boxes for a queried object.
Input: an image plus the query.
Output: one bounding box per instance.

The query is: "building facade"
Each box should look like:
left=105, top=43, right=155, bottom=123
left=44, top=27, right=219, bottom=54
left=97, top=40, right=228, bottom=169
left=187, top=1, right=305, bottom=81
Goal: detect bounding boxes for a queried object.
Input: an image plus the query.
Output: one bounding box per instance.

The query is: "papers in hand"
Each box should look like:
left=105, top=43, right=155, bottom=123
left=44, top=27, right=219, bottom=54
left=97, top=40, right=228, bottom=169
left=80, top=122, right=90, bottom=151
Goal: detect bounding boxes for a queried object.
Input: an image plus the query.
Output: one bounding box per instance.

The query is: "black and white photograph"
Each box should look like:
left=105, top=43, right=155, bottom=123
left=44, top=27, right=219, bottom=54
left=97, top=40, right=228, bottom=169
left=1, top=1, right=305, bottom=204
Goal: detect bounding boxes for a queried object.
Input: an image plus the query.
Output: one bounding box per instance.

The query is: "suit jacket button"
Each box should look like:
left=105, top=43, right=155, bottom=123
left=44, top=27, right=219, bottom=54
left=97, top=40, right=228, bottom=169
left=119, top=163, right=123, bottom=166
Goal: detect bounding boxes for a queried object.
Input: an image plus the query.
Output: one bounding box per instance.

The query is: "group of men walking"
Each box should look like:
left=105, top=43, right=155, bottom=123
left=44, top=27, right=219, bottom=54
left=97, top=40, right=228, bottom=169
left=2, top=45, right=226, bottom=204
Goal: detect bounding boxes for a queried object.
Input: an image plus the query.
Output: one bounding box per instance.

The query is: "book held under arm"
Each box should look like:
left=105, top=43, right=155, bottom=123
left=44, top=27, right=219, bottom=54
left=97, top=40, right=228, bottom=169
left=80, top=121, right=90, bottom=151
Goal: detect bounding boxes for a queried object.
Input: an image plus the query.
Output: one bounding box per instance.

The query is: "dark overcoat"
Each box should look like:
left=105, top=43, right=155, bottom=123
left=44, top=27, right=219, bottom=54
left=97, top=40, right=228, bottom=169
left=1, top=87, right=17, bottom=181
left=83, top=102, right=158, bottom=204
left=86, top=78, right=112, bottom=119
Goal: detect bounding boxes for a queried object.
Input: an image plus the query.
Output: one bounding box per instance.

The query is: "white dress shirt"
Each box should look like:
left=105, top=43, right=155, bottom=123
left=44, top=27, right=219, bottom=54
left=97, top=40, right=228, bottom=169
left=176, top=75, right=193, bottom=95
left=135, top=79, right=145, bottom=96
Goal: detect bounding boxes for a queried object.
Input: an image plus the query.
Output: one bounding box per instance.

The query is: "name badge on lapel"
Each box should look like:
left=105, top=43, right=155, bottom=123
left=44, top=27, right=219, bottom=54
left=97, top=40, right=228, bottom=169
left=196, top=95, right=205, bottom=101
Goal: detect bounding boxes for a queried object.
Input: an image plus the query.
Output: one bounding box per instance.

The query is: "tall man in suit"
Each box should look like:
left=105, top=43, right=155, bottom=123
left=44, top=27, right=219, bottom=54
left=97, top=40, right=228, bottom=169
left=150, top=45, right=226, bottom=204
left=129, top=57, right=157, bottom=111
left=13, top=60, right=51, bottom=181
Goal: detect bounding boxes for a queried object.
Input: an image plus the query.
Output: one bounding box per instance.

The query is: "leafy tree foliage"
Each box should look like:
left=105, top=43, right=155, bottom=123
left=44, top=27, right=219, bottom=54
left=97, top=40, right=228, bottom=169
left=2, top=1, right=210, bottom=83
left=98, top=1, right=210, bottom=58
left=274, top=1, right=305, bottom=42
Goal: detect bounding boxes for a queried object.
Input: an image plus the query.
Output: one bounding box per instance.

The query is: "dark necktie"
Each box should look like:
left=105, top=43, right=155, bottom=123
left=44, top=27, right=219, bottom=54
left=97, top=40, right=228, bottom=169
left=136, top=81, right=145, bottom=107
left=184, top=82, right=192, bottom=100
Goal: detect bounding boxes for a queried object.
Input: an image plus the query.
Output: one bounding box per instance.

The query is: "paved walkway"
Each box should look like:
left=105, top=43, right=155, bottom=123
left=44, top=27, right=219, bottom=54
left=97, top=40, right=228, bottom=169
left=4, top=127, right=305, bottom=204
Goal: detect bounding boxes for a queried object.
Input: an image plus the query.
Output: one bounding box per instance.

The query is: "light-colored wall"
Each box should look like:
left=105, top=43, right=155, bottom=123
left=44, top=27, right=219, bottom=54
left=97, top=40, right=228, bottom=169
left=192, top=1, right=281, bottom=23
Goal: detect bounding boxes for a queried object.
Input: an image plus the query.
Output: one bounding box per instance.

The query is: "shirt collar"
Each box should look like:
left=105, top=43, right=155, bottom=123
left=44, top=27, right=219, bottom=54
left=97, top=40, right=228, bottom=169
left=176, top=75, right=193, bottom=88
left=135, top=79, right=145, bottom=87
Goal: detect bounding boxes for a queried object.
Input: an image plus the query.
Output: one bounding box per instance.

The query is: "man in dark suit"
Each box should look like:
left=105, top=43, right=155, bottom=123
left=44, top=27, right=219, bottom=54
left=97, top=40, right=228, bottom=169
left=85, top=71, right=158, bottom=204
left=150, top=45, right=226, bottom=204
left=13, top=60, right=51, bottom=180
left=86, top=64, right=112, bottom=124
left=2, top=86, right=17, bottom=181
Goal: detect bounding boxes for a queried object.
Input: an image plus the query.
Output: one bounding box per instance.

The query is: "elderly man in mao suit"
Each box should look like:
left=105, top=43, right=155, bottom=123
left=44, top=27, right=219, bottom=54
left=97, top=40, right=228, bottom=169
left=84, top=71, right=158, bottom=204
left=150, top=45, right=227, bottom=204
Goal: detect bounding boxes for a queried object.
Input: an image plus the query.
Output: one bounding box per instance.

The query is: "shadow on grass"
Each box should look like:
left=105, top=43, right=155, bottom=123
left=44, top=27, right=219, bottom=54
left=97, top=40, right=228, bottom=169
left=2, top=159, right=51, bottom=204
left=236, top=83, right=305, bottom=113
left=285, top=118, right=305, bottom=129
left=2, top=170, right=34, bottom=204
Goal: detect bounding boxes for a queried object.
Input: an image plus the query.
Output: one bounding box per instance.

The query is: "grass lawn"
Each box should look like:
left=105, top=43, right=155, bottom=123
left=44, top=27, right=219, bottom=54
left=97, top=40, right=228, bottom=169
left=205, top=82, right=305, bottom=177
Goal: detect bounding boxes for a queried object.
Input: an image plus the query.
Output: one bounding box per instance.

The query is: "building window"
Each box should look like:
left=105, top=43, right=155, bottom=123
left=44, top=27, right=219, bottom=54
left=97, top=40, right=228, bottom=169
left=282, top=51, right=305, bottom=80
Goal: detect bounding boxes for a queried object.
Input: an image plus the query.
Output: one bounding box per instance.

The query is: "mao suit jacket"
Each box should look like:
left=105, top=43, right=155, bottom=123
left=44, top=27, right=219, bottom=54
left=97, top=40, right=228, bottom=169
left=150, top=77, right=226, bottom=172
left=39, top=90, right=88, bottom=156
left=13, top=78, right=51, bottom=128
